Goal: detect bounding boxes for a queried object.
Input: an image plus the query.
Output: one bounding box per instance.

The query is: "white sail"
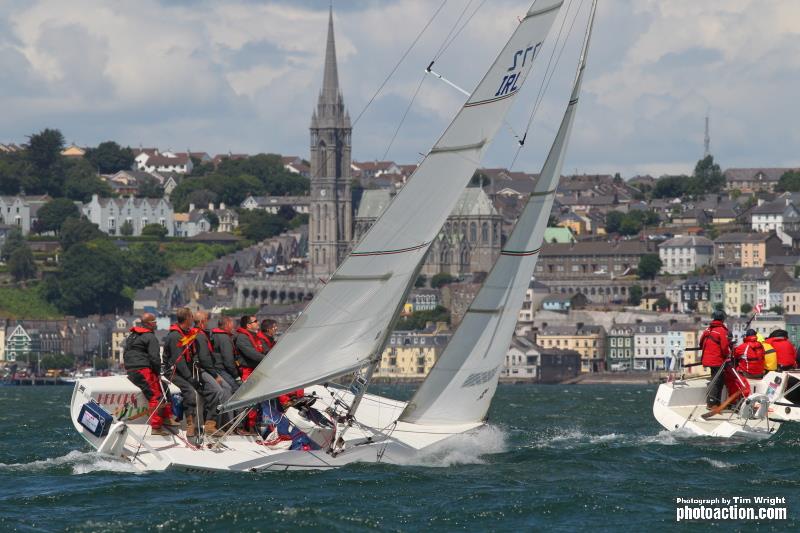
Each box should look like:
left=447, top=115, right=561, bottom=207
left=224, top=0, right=564, bottom=411
left=400, top=0, right=597, bottom=425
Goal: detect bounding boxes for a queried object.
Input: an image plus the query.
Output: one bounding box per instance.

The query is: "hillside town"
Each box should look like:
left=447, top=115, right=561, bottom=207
left=3, top=12, right=800, bottom=386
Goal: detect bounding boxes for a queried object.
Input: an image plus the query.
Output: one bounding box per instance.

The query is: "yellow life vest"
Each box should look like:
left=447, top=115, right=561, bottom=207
left=762, top=341, right=777, bottom=371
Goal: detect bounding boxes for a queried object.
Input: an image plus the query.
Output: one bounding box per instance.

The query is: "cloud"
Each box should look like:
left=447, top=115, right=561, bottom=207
left=0, top=0, right=798, bottom=178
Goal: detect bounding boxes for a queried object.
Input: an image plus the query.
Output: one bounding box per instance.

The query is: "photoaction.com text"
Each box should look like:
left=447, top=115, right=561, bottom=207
left=676, top=497, right=787, bottom=522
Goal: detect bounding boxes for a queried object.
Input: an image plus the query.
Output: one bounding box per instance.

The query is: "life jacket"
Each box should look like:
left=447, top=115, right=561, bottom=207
left=762, top=341, right=777, bottom=371
left=700, top=320, right=729, bottom=368
left=193, top=327, right=214, bottom=354
left=236, top=327, right=264, bottom=353
left=130, top=326, right=152, bottom=334
left=734, top=336, right=765, bottom=376
left=766, top=337, right=797, bottom=368
left=170, top=324, right=197, bottom=363
left=258, top=332, right=276, bottom=351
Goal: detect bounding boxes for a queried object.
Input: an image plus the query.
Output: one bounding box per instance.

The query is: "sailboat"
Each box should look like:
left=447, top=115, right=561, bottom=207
left=653, top=368, right=800, bottom=439
left=69, top=0, right=594, bottom=471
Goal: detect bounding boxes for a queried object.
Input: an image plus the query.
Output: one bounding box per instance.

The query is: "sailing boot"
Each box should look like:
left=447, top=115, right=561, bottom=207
left=203, top=419, right=218, bottom=437
left=185, top=413, right=199, bottom=444
left=162, top=416, right=181, bottom=427
left=150, top=426, right=168, bottom=436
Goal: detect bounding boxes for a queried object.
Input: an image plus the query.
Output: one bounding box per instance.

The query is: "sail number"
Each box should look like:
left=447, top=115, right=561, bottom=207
left=494, top=42, right=542, bottom=97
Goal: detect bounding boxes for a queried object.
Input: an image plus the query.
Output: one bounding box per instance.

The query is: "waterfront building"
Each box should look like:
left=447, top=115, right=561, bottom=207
left=537, top=323, right=606, bottom=373
left=632, top=322, right=669, bottom=371
left=375, top=326, right=450, bottom=379
left=606, top=323, right=635, bottom=371
left=503, top=335, right=540, bottom=379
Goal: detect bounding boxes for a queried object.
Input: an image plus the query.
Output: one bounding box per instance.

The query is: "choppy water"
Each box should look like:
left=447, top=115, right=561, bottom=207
left=1, top=384, right=799, bottom=531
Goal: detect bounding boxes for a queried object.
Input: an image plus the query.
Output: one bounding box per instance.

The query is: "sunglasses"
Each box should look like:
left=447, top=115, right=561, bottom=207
left=248, top=319, right=258, bottom=324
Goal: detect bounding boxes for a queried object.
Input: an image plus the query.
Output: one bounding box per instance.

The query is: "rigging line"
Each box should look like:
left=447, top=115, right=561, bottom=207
left=435, top=0, right=488, bottom=62
left=382, top=72, right=427, bottom=161
left=433, top=0, right=476, bottom=61
left=351, top=0, right=449, bottom=128
left=509, top=0, right=584, bottom=170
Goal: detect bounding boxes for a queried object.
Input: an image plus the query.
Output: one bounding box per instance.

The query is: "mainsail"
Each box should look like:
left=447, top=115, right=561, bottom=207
left=400, top=0, right=597, bottom=425
left=225, top=0, right=564, bottom=411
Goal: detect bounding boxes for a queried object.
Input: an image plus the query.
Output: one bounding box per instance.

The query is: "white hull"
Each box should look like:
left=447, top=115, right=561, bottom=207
left=653, top=370, right=800, bottom=439
left=70, top=376, right=482, bottom=472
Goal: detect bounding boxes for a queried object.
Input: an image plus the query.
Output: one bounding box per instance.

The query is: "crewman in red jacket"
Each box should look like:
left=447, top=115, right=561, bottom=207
left=766, top=329, right=797, bottom=371
left=234, top=315, right=265, bottom=434
left=699, top=310, right=730, bottom=408
left=123, top=312, right=175, bottom=435
left=733, top=329, right=766, bottom=378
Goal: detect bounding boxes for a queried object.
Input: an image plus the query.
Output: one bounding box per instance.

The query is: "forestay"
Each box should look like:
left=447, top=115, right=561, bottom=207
left=225, top=0, right=564, bottom=411
left=401, top=0, right=597, bottom=425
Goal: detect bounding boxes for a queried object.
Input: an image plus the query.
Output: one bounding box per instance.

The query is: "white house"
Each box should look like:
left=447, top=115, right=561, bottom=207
left=750, top=200, right=800, bottom=245
left=0, top=195, right=50, bottom=235
left=82, top=194, right=174, bottom=236
left=503, top=335, right=540, bottom=379
left=658, top=235, right=714, bottom=275
left=632, top=322, right=668, bottom=371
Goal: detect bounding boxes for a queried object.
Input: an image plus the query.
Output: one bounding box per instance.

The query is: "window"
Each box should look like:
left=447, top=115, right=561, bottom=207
left=482, top=222, right=489, bottom=242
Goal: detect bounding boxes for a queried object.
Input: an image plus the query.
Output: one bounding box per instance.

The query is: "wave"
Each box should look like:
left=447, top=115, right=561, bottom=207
left=0, top=450, right=139, bottom=475
left=394, top=425, right=508, bottom=467
left=699, top=457, right=734, bottom=469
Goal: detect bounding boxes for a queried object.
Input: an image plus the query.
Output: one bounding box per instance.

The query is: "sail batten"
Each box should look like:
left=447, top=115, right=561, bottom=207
left=400, top=0, right=598, bottom=426
left=223, top=0, right=565, bottom=413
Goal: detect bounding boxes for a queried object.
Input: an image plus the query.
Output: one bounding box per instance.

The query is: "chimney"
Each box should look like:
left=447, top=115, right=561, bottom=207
left=669, top=318, right=677, bottom=326
left=220, top=202, right=226, bottom=210
left=208, top=202, right=214, bottom=211
left=576, top=322, right=584, bottom=332
left=635, top=318, right=643, bottom=324
left=189, top=203, right=195, bottom=212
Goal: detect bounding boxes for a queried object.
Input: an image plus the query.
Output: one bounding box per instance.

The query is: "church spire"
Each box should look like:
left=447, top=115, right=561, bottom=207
left=321, top=5, right=340, bottom=106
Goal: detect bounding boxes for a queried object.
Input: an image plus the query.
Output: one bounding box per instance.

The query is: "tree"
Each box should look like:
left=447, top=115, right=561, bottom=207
left=395, top=305, right=451, bottom=330
left=142, top=223, right=168, bottom=239
left=688, top=155, right=725, bottom=197
left=84, top=141, right=135, bottom=174
left=431, top=273, right=455, bottom=288
left=277, top=205, right=296, bottom=221
left=740, top=303, right=753, bottom=315
left=0, top=151, right=32, bottom=194
left=655, top=295, right=671, bottom=311
left=415, top=274, right=428, bottom=288
left=652, top=175, right=689, bottom=199
left=1, top=227, right=25, bottom=261
left=47, top=240, right=129, bottom=315
left=771, top=305, right=785, bottom=315
left=136, top=175, right=163, bottom=198
left=120, top=220, right=134, bottom=236
left=637, top=254, right=662, bottom=280
left=775, top=170, right=800, bottom=193
left=59, top=217, right=105, bottom=251
left=238, top=210, right=288, bottom=241
left=122, top=242, right=170, bottom=288
left=605, top=211, right=625, bottom=234
left=628, top=284, right=643, bottom=305
left=63, top=158, right=111, bottom=202
left=8, top=245, right=36, bottom=282
left=184, top=189, right=218, bottom=210
left=36, top=198, right=79, bottom=234
left=26, top=128, right=66, bottom=196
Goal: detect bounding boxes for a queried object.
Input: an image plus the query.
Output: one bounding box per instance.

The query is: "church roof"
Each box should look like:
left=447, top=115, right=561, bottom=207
left=356, top=189, right=391, bottom=219
left=450, top=187, right=497, bottom=217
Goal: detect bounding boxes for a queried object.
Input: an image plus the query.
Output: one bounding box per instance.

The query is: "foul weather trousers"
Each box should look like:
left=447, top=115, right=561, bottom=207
left=706, top=366, right=724, bottom=407
left=127, top=368, right=172, bottom=429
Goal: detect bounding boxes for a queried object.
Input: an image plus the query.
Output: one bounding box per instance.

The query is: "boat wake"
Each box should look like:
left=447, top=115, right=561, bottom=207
left=0, top=450, right=139, bottom=475
left=526, top=427, right=703, bottom=449
left=394, top=425, right=508, bottom=467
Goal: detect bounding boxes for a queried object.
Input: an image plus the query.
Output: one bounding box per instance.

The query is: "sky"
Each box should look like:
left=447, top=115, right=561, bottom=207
left=1, top=0, right=799, bottom=178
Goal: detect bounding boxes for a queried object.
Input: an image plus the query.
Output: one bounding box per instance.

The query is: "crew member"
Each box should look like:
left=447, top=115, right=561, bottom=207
left=699, top=310, right=730, bottom=408
left=258, top=319, right=278, bottom=353
left=234, top=315, right=265, bottom=434
left=211, top=316, right=240, bottom=393
left=734, top=329, right=765, bottom=379
left=163, top=307, right=201, bottom=442
left=123, top=313, right=175, bottom=435
left=760, top=333, right=777, bottom=373
left=766, top=329, right=797, bottom=371
left=194, top=310, right=231, bottom=434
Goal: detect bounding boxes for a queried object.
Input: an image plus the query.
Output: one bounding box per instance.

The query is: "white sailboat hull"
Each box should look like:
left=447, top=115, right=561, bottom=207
left=70, top=376, right=482, bottom=472
left=652, top=370, right=800, bottom=439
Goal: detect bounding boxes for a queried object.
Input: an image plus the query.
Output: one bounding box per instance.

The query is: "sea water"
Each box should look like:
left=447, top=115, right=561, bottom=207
left=1, top=384, right=798, bottom=531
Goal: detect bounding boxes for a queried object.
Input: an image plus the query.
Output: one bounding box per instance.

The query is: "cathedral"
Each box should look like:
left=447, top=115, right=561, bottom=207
left=308, top=8, right=499, bottom=279
left=308, top=7, right=352, bottom=277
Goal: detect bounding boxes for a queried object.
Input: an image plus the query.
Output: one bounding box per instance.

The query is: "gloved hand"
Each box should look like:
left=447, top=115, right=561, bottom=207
left=191, top=379, right=203, bottom=390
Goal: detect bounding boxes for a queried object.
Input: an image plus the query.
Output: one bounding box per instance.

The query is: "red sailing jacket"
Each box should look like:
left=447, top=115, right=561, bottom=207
left=766, top=337, right=797, bottom=368
left=700, top=320, right=730, bottom=367
left=734, top=336, right=765, bottom=376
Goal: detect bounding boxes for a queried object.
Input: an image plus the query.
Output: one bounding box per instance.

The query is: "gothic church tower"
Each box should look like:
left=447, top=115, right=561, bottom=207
left=309, top=7, right=352, bottom=277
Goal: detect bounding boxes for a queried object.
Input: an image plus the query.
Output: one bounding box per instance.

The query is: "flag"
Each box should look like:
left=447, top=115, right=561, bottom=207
left=754, top=302, right=763, bottom=315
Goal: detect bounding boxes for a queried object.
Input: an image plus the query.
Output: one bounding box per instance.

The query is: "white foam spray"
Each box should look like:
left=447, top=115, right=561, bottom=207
left=0, top=450, right=139, bottom=475
left=392, top=425, right=508, bottom=467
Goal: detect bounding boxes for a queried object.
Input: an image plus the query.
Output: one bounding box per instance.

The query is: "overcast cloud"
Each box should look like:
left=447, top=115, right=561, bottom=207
left=0, top=0, right=798, bottom=178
